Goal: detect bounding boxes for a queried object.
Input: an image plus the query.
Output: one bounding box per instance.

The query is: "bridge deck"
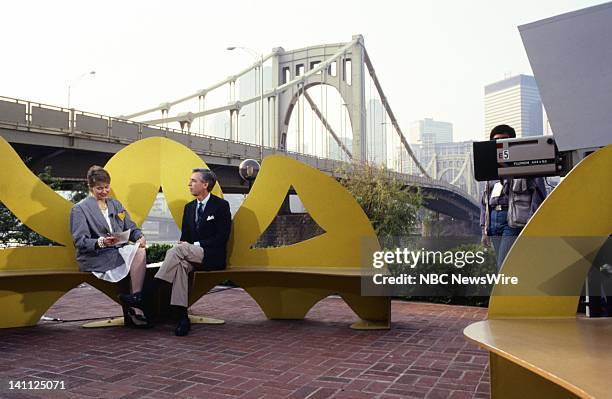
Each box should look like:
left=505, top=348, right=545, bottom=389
left=0, top=95, right=479, bottom=219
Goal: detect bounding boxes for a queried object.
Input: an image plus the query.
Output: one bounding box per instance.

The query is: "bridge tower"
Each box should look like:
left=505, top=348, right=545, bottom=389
left=272, top=35, right=367, bottom=161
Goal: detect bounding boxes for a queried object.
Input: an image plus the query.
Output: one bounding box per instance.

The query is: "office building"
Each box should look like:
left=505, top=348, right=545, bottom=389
left=366, top=99, right=387, bottom=165
left=484, top=74, right=543, bottom=138
left=409, top=118, right=453, bottom=145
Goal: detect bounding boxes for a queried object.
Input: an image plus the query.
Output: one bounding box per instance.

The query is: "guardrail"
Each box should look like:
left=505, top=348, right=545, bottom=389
left=0, top=96, right=344, bottom=170
left=0, top=95, right=477, bottom=205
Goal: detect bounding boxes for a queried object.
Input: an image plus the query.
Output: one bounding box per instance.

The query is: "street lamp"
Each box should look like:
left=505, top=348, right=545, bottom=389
left=227, top=46, right=264, bottom=161
left=67, top=70, right=96, bottom=109
left=239, top=159, right=260, bottom=192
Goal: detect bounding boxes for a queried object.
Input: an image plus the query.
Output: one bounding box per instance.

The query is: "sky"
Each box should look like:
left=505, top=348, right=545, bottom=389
left=1, top=0, right=606, bottom=143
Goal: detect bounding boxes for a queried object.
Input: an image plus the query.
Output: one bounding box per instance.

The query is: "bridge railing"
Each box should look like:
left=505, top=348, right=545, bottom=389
left=0, top=95, right=345, bottom=171
left=0, top=95, right=476, bottom=205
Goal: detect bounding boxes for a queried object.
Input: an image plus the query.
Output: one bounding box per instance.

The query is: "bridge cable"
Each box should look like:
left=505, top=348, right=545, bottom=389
left=301, top=83, right=305, bottom=153
left=362, top=47, right=428, bottom=177
left=341, top=91, right=345, bottom=162
left=311, top=88, right=315, bottom=155
left=303, top=91, right=351, bottom=160
left=137, top=39, right=361, bottom=126
left=322, top=69, right=328, bottom=157
left=371, top=76, right=377, bottom=165
left=320, top=71, right=324, bottom=157
left=367, top=73, right=372, bottom=163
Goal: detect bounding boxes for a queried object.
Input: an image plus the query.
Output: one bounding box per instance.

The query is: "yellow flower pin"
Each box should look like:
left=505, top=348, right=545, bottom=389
left=117, top=211, right=126, bottom=221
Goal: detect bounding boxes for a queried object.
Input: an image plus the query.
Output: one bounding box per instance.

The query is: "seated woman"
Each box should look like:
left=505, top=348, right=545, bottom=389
left=69, top=165, right=149, bottom=326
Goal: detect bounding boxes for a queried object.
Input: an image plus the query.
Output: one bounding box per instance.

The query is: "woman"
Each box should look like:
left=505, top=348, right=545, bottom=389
left=70, top=165, right=149, bottom=326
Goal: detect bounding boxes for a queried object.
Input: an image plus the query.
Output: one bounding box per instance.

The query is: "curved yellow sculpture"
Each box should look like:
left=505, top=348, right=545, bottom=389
left=463, top=146, right=612, bottom=399
left=219, top=155, right=383, bottom=329
left=464, top=145, right=612, bottom=398
left=104, top=137, right=223, bottom=227
left=0, top=139, right=81, bottom=327
left=229, top=155, right=375, bottom=268
left=0, top=139, right=73, bottom=247
left=0, top=136, right=384, bottom=329
left=488, top=144, right=612, bottom=318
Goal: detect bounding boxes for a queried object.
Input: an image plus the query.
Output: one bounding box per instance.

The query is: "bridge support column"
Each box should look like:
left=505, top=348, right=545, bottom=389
left=346, top=35, right=367, bottom=162
left=271, top=47, right=284, bottom=150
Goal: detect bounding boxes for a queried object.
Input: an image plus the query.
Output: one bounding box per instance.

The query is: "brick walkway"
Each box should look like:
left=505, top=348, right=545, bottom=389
left=0, top=285, right=490, bottom=399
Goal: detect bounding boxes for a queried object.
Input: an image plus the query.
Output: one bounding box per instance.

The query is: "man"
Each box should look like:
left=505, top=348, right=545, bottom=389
left=480, top=125, right=547, bottom=269
left=124, top=168, right=231, bottom=336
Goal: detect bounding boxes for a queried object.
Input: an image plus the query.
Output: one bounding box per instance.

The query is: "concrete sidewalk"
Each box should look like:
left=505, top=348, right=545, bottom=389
left=0, top=285, right=489, bottom=399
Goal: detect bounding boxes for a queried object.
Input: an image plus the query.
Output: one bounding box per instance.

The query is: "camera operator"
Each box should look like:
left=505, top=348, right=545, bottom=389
left=480, top=124, right=548, bottom=269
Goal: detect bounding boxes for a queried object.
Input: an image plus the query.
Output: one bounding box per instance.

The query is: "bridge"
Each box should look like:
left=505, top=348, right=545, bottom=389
left=0, top=35, right=478, bottom=223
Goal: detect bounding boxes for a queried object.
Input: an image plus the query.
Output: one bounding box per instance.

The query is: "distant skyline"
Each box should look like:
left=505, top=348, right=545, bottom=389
left=484, top=74, right=543, bottom=139
left=0, top=0, right=605, bottom=143
left=409, top=118, right=453, bottom=145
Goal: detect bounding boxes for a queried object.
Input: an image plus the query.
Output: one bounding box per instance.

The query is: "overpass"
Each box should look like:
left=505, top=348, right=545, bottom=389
left=0, top=95, right=478, bottom=222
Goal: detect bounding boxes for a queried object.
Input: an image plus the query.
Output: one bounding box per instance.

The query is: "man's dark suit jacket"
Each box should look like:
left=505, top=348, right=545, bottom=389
left=179, top=194, right=231, bottom=271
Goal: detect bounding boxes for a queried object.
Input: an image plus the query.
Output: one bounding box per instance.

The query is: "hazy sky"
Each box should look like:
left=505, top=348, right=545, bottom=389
left=1, top=0, right=605, bottom=143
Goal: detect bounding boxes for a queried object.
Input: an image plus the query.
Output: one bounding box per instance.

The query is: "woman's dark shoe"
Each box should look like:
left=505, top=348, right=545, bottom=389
left=119, top=292, right=144, bottom=310
left=125, top=307, right=152, bottom=329
left=175, top=317, right=191, bottom=336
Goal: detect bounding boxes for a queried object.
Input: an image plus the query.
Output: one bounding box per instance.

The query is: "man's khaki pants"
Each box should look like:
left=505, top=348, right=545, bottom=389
left=154, top=243, right=204, bottom=308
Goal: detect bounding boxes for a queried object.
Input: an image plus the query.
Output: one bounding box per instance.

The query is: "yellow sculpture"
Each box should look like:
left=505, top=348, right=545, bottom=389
left=0, top=136, right=385, bottom=329
left=103, top=137, right=223, bottom=226
left=229, top=155, right=374, bottom=268
left=464, top=144, right=612, bottom=398
left=488, top=144, right=612, bottom=318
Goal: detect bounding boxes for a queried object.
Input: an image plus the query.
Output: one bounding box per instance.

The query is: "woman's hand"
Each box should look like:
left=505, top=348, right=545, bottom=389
left=136, top=236, right=146, bottom=248
left=103, top=236, right=118, bottom=247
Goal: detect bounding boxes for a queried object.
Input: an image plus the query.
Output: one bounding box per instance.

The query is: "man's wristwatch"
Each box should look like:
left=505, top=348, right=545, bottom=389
left=97, top=236, right=106, bottom=249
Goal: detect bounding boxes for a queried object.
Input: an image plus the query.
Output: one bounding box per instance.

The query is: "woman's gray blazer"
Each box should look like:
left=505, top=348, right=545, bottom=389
left=70, top=196, right=143, bottom=273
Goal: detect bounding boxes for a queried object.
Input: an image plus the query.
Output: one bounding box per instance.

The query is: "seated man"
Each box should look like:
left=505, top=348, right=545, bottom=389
left=138, top=168, right=231, bottom=336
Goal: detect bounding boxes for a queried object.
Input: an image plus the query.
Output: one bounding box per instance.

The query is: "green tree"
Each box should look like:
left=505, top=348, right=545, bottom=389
left=338, top=162, right=422, bottom=239
left=70, top=182, right=89, bottom=204
left=146, top=243, right=172, bottom=263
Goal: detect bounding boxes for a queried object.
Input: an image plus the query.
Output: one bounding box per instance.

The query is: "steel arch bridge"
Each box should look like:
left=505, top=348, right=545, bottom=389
left=121, top=35, right=478, bottom=217
left=0, top=35, right=479, bottom=223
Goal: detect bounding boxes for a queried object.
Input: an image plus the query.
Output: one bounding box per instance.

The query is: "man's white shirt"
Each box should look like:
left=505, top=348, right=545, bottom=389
left=193, top=193, right=211, bottom=247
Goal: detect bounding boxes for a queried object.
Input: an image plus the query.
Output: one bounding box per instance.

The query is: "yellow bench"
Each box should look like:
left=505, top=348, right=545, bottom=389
left=465, top=318, right=612, bottom=399
left=0, top=137, right=388, bottom=330
left=464, top=144, right=612, bottom=398
left=190, top=267, right=389, bottom=329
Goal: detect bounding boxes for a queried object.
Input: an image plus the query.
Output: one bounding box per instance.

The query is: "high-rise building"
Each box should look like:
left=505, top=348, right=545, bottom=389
left=407, top=118, right=453, bottom=177
left=328, top=136, right=352, bottom=161
left=366, top=99, right=387, bottom=165
left=409, top=118, right=453, bottom=145
left=484, top=74, right=543, bottom=138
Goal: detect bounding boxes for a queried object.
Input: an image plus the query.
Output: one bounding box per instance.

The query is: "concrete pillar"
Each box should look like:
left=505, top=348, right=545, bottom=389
left=271, top=47, right=284, bottom=150
left=348, top=35, right=367, bottom=162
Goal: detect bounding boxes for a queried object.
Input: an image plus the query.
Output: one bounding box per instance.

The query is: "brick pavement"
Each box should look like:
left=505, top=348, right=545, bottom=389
left=0, top=285, right=490, bottom=398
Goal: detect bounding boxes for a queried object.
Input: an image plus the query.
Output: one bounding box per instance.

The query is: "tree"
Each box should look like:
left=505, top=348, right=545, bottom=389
left=338, top=162, right=422, bottom=240
left=0, top=165, right=87, bottom=247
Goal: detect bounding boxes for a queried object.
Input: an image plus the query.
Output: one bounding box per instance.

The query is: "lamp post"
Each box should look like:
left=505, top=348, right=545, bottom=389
left=239, top=159, right=260, bottom=192
left=227, top=46, right=264, bottom=161
left=67, top=70, right=96, bottom=109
